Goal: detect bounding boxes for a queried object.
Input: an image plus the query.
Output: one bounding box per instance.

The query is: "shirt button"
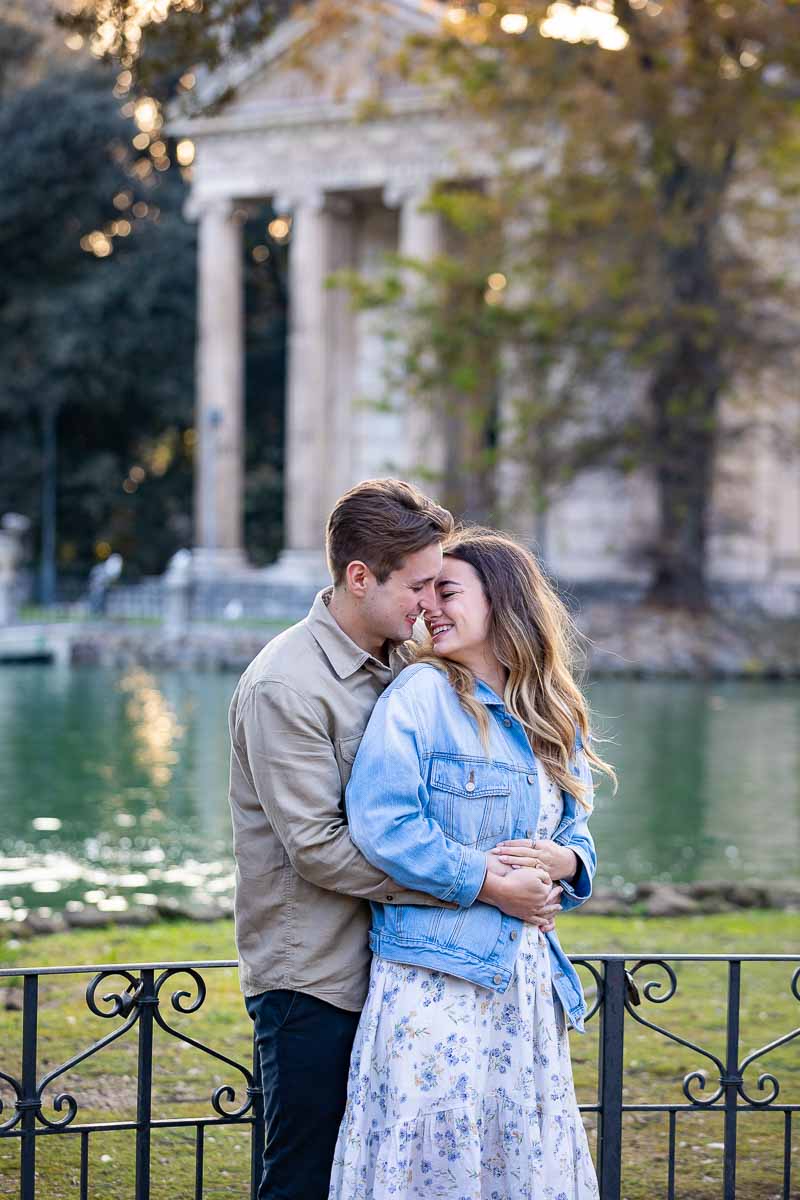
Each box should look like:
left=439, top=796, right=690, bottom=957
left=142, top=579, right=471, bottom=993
left=493, top=974, right=503, bottom=985
left=503, top=718, right=512, bottom=728
left=385, top=894, right=394, bottom=902
left=509, top=930, right=518, bottom=941
left=527, top=773, right=535, bottom=784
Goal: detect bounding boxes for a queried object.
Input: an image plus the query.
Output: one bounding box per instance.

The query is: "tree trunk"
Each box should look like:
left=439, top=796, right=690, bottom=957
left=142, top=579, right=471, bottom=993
left=645, top=141, right=734, bottom=610
left=645, top=341, right=722, bottom=611
left=441, top=393, right=497, bottom=523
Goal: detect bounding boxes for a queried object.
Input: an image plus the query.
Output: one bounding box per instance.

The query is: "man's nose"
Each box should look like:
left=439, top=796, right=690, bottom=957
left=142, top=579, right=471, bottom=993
left=420, top=584, right=439, bottom=614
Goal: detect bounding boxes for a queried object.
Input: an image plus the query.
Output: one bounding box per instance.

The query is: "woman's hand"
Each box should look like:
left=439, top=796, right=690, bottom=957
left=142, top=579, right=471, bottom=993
left=493, top=838, right=577, bottom=883
left=485, top=852, right=513, bottom=878
left=484, top=851, right=561, bottom=930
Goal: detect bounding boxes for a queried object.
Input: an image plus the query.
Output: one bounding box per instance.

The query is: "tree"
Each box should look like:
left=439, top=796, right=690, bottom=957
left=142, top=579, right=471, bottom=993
left=59, top=1, right=286, bottom=100
left=0, top=54, right=200, bottom=584
left=64, top=0, right=800, bottom=606
left=0, top=15, right=288, bottom=585
left=389, top=0, right=800, bottom=608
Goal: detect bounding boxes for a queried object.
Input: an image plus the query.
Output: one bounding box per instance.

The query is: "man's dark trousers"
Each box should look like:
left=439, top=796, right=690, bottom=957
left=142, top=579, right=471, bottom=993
left=246, top=989, right=360, bottom=1200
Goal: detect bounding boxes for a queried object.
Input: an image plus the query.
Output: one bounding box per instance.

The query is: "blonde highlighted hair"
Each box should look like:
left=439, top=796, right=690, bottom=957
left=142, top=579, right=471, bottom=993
left=408, top=527, right=616, bottom=809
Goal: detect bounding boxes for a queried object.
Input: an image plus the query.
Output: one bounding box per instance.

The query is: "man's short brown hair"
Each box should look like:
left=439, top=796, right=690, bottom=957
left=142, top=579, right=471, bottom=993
left=326, top=479, right=454, bottom=586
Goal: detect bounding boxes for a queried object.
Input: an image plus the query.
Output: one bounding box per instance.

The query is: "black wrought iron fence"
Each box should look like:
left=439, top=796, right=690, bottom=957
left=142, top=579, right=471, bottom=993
left=0, top=954, right=797, bottom=1199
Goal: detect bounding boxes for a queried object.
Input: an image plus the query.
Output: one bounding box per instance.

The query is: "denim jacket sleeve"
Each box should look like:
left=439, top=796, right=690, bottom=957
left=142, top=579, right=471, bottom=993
left=345, top=680, right=488, bottom=908
left=558, top=746, right=597, bottom=912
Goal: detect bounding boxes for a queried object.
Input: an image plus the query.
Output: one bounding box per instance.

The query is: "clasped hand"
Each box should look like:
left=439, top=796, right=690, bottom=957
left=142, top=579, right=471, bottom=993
left=484, top=841, right=564, bottom=932
left=493, top=838, right=577, bottom=883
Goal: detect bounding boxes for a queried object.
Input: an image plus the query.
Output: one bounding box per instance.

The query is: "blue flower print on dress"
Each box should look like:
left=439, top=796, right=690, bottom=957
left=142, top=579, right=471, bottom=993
left=328, top=769, right=599, bottom=1200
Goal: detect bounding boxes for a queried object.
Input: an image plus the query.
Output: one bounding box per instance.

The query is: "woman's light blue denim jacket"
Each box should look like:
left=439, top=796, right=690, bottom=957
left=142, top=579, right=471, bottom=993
left=345, top=662, right=596, bottom=1032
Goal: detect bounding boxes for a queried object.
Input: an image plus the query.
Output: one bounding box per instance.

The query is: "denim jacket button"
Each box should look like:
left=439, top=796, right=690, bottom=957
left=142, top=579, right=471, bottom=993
left=503, top=718, right=512, bottom=728
left=525, top=829, right=533, bottom=838
left=493, top=974, right=503, bottom=985
left=509, top=930, right=518, bottom=941
left=465, top=781, right=476, bottom=792
left=526, top=773, right=535, bottom=784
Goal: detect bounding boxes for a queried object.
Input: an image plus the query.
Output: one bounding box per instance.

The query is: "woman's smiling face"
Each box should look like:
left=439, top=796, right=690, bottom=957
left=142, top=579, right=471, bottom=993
left=425, top=556, right=492, bottom=665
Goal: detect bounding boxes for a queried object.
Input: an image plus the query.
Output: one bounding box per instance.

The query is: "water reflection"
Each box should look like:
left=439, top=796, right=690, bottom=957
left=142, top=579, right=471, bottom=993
left=0, top=665, right=234, bottom=913
left=0, top=667, right=798, bottom=914
left=119, top=666, right=185, bottom=789
left=587, top=678, right=800, bottom=885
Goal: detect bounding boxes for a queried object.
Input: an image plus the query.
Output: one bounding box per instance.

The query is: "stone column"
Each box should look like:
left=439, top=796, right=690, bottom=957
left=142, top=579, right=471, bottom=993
left=283, top=192, right=328, bottom=558
left=267, top=191, right=356, bottom=583
left=193, top=198, right=247, bottom=575
left=387, top=181, right=447, bottom=486
left=323, top=196, right=358, bottom=515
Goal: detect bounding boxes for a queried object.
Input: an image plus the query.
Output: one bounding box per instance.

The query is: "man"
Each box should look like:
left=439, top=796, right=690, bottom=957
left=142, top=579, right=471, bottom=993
left=228, top=478, right=559, bottom=1200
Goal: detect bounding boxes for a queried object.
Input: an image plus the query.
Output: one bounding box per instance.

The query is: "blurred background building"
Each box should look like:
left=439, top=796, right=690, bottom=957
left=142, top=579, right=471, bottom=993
left=173, top=0, right=800, bottom=612
left=2, top=0, right=799, bottom=614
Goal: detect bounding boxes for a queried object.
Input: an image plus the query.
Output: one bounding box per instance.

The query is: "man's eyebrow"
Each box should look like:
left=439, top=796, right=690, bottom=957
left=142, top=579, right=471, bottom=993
left=410, top=574, right=438, bottom=586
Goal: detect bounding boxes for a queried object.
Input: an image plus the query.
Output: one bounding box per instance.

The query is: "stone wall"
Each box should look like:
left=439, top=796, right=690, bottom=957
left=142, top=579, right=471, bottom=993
left=49, top=602, right=800, bottom=677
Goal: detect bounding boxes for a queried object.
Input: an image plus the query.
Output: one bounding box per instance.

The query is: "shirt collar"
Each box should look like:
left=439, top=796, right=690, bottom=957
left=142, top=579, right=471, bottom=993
left=473, top=678, right=507, bottom=707
left=306, top=587, right=393, bottom=681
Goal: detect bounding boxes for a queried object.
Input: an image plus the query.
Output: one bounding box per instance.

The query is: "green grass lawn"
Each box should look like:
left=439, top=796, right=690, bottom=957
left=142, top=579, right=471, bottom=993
left=0, top=911, right=797, bottom=1199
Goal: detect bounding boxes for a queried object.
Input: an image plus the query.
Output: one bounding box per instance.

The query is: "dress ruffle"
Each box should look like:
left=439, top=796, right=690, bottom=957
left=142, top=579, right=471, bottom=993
left=332, top=1090, right=598, bottom=1199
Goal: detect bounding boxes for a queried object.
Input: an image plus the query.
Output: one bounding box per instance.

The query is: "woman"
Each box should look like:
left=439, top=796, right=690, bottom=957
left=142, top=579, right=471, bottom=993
left=328, top=527, right=616, bottom=1200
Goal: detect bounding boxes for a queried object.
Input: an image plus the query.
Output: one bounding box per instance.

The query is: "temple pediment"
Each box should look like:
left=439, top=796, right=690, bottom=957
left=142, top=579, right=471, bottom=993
left=185, top=0, right=445, bottom=125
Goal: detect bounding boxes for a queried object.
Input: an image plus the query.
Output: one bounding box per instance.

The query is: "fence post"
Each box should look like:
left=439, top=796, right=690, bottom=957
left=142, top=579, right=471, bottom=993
left=597, top=958, right=626, bottom=1200
left=135, top=969, right=156, bottom=1200
left=723, top=960, right=741, bottom=1200
left=19, top=974, right=39, bottom=1200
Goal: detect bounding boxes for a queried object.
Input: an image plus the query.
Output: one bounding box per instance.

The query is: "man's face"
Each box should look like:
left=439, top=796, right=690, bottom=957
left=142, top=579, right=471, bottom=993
left=361, top=542, right=443, bottom=644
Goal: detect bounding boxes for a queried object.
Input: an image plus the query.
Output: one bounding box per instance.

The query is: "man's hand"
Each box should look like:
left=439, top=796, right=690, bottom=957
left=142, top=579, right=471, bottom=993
left=479, top=861, right=562, bottom=928
left=493, top=838, right=577, bottom=883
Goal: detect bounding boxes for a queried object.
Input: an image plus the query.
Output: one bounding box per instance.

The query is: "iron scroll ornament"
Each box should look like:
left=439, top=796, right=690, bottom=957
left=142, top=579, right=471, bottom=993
left=11, top=967, right=256, bottom=1131
left=0, top=972, right=143, bottom=1133
left=35, top=970, right=144, bottom=1129
left=735, top=963, right=800, bottom=1106
left=623, top=959, right=727, bottom=1106
left=152, top=967, right=256, bottom=1119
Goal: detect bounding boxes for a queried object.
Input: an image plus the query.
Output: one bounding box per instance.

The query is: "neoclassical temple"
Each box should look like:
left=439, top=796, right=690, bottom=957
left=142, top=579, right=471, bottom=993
left=172, top=0, right=800, bottom=609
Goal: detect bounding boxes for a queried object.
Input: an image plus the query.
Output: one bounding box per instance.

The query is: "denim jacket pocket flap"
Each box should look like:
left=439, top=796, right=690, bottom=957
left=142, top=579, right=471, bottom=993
left=427, top=759, right=511, bottom=849
left=429, top=758, right=511, bottom=798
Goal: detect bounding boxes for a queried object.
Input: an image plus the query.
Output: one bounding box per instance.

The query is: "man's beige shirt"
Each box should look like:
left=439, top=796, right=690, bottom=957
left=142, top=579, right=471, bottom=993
left=228, top=588, right=438, bottom=1011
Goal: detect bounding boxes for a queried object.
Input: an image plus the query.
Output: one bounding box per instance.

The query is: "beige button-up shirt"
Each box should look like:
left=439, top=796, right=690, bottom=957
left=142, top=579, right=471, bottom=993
left=228, top=588, right=440, bottom=1010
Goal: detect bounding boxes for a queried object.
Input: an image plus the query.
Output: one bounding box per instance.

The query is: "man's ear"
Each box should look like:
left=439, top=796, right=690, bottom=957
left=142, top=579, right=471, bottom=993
left=344, top=560, right=372, bottom=596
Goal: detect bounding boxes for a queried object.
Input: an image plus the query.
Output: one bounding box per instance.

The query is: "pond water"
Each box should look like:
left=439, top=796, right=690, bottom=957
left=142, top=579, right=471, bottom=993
left=0, top=665, right=798, bottom=917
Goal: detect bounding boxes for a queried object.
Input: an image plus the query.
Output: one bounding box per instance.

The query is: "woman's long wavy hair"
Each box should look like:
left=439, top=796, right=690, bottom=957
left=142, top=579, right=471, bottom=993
left=408, top=527, right=616, bottom=809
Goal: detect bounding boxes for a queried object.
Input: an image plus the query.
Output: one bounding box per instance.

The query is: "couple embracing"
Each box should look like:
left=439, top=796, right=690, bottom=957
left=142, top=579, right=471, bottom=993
left=228, top=478, right=615, bottom=1200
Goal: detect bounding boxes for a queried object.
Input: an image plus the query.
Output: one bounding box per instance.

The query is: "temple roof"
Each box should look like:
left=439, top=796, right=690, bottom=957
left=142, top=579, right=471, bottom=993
left=172, top=0, right=446, bottom=128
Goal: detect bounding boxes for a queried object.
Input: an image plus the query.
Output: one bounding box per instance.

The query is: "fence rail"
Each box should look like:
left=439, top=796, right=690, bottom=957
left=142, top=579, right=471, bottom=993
left=0, top=954, right=798, bottom=1199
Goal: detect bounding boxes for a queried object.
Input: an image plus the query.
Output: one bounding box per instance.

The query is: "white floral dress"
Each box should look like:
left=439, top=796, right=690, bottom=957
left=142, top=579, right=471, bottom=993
left=329, top=770, right=599, bottom=1200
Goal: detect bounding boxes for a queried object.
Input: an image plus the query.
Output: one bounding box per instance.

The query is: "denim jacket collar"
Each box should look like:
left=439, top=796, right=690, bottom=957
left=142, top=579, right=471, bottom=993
left=472, top=678, right=507, bottom=708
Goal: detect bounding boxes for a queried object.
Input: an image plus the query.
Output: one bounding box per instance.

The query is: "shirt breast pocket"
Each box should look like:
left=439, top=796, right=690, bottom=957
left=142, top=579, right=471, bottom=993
left=427, top=757, right=511, bottom=850
left=336, top=733, right=363, bottom=791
